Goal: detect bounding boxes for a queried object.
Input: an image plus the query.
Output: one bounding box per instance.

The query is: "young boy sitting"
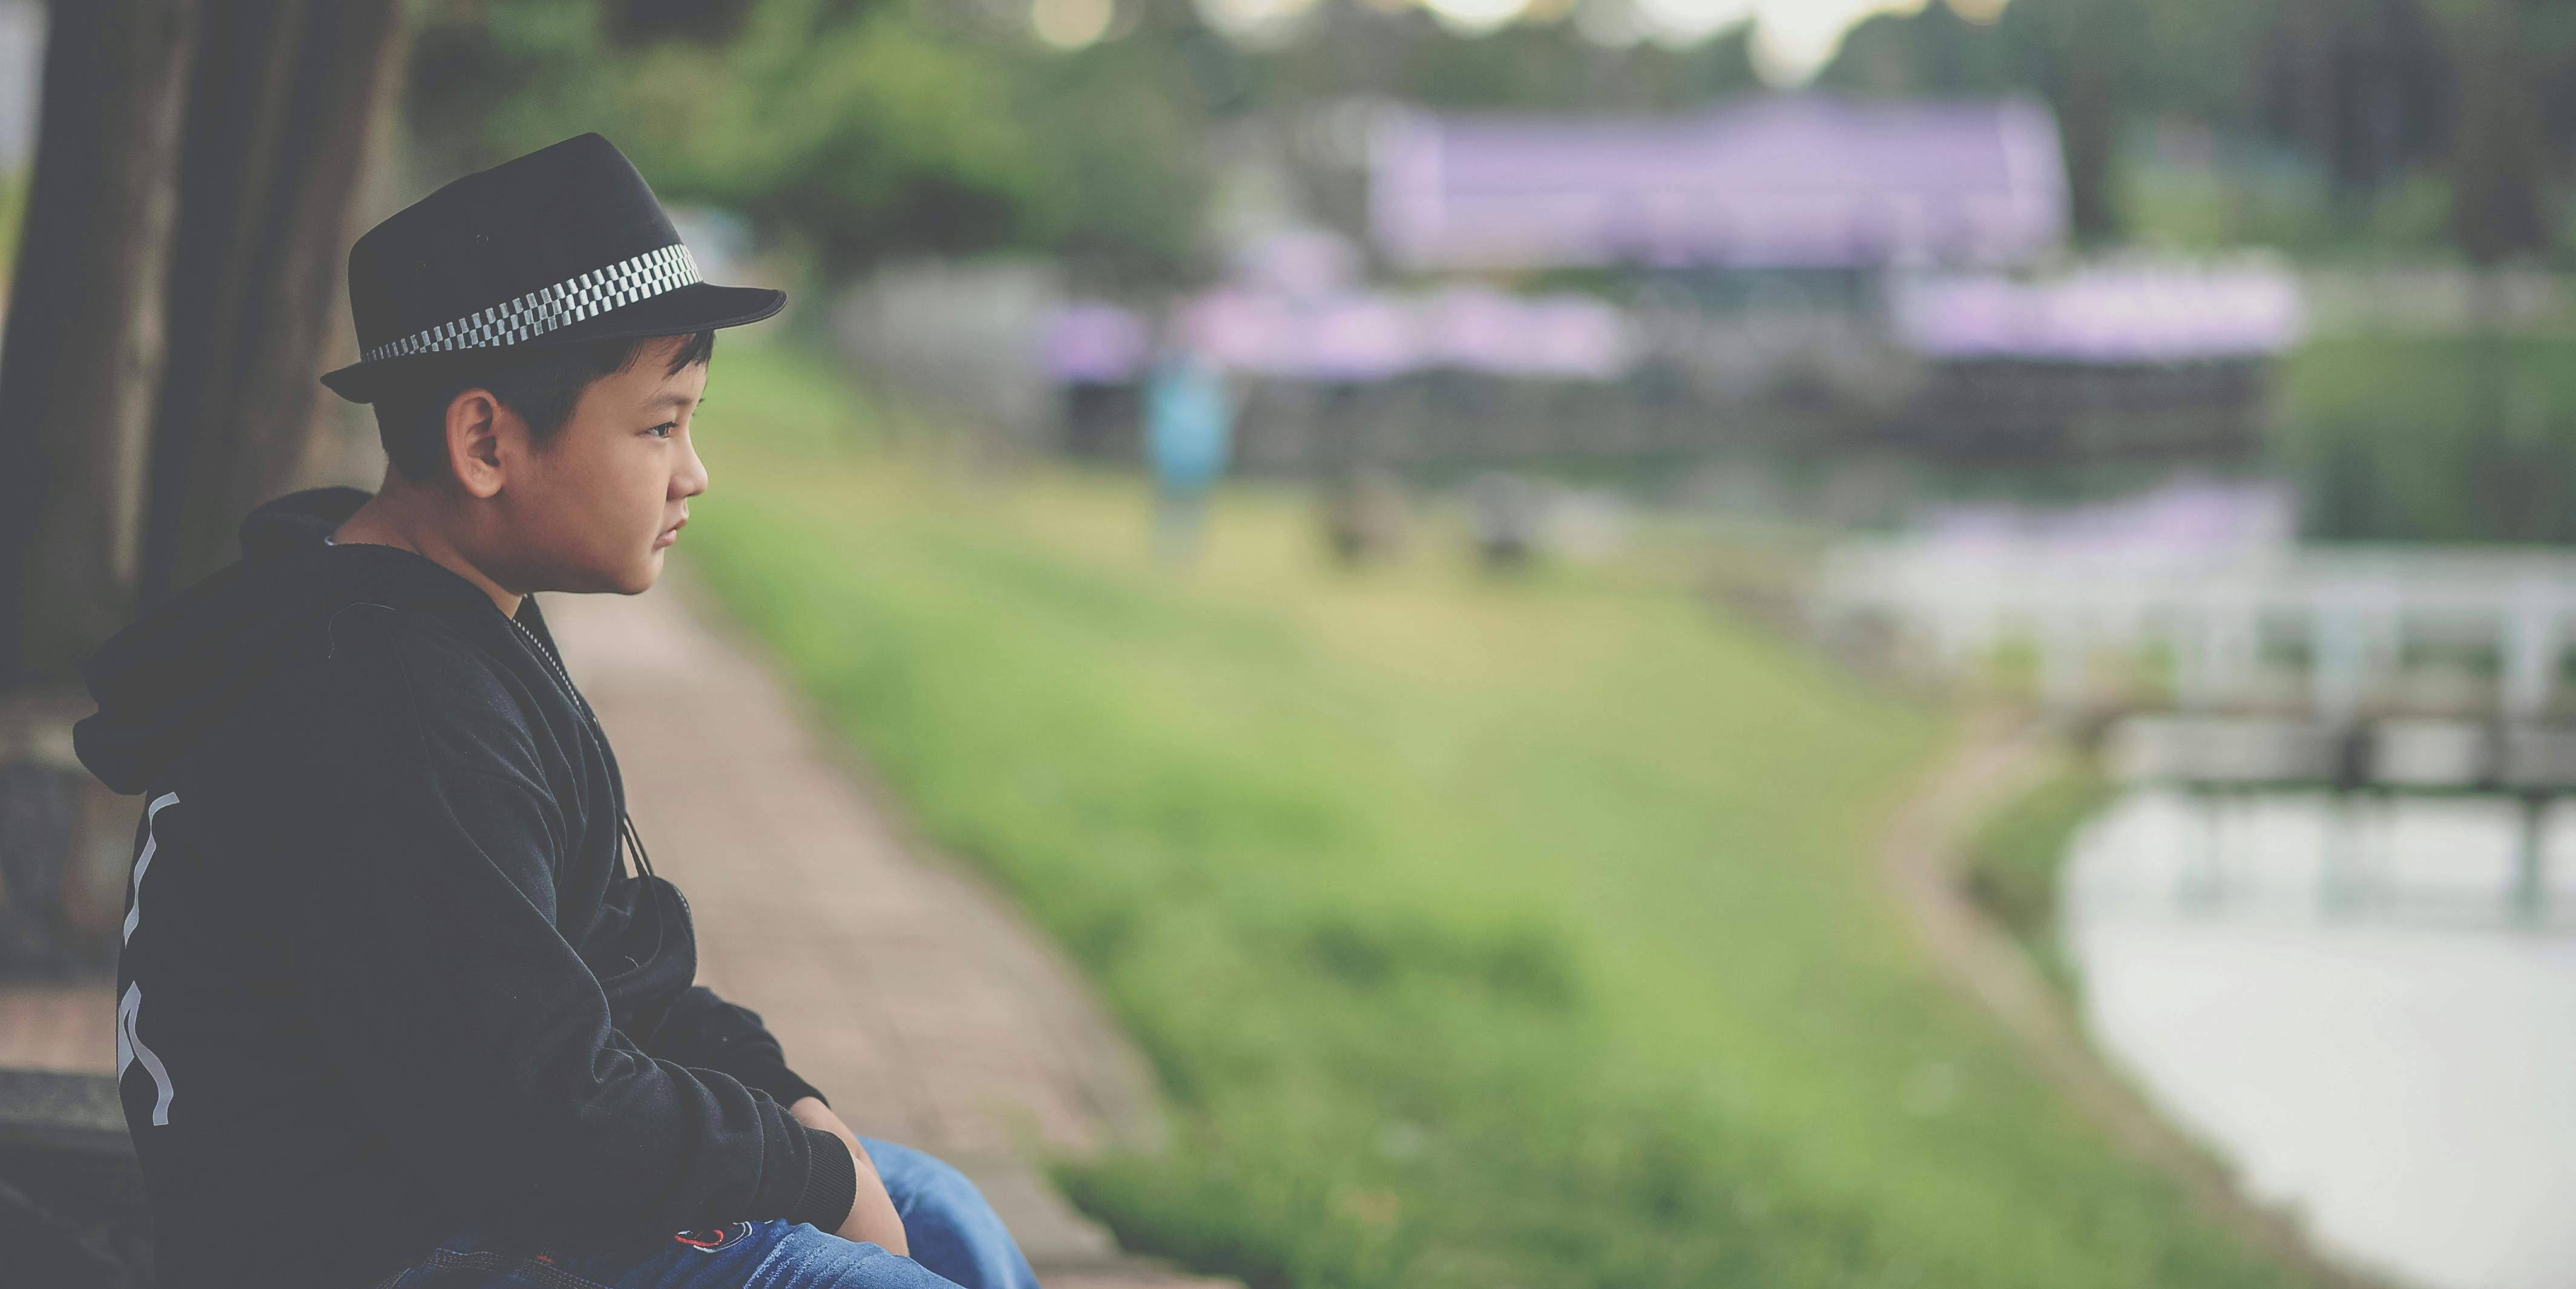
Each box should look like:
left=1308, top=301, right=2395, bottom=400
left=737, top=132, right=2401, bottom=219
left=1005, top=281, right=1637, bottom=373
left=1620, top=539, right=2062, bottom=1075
left=74, top=134, right=1035, bottom=1289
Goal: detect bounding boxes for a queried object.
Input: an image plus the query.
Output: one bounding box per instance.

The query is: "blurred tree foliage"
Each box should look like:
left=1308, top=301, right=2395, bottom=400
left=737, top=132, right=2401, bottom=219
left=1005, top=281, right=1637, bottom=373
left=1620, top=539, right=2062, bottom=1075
left=1244, top=5, right=1759, bottom=113
left=399, top=1, right=1782, bottom=287
left=2278, top=332, right=2576, bottom=544
left=1261, top=0, right=2576, bottom=264
left=405, top=0, right=2576, bottom=277
left=1229, top=0, right=2571, bottom=266
left=406, top=0, right=1215, bottom=286
left=1821, top=0, right=2575, bottom=260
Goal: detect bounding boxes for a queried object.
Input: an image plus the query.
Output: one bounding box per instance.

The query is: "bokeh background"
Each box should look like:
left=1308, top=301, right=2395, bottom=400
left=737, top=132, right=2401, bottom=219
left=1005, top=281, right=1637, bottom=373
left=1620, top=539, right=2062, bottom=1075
left=5, top=2, right=2575, bottom=1288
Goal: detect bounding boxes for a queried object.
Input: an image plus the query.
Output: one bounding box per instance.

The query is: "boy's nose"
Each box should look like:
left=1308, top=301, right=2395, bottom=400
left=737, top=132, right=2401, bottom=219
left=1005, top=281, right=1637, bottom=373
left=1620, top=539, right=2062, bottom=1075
left=676, top=441, right=709, bottom=498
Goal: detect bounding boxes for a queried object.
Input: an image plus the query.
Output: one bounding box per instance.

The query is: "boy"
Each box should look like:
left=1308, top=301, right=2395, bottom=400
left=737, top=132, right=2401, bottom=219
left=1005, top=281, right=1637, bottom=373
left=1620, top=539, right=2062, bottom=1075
left=74, top=134, right=1034, bottom=1289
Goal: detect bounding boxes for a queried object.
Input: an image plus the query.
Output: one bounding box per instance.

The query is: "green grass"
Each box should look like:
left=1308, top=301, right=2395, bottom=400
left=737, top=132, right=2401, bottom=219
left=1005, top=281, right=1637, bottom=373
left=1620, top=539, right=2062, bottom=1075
left=683, top=344, right=2316, bottom=1289
left=1960, top=760, right=2117, bottom=992
left=0, top=168, right=26, bottom=292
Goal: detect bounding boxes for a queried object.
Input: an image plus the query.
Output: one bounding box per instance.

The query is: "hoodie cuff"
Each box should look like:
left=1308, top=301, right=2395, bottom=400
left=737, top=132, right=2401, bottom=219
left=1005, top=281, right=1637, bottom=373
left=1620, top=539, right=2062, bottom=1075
left=791, top=1124, right=859, bottom=1232
left=738, top=1060, right=828, bottom=1111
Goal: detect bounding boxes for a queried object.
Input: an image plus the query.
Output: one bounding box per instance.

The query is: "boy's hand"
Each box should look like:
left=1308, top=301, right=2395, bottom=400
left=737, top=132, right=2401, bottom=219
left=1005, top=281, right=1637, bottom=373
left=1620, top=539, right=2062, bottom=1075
left=787, top=1095, right=908, bottom=1256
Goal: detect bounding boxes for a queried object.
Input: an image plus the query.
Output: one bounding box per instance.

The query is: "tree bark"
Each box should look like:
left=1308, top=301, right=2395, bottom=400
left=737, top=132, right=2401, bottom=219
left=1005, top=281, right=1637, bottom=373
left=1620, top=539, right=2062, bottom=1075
left=0, top=0, right=200, bottom=693
left=2447, top=4, right=2550, bottom=265
left=2025, top=0, right=2135, bottom=244
left=137, top=0, right=404, bottom=605
left=0, top=2, right=401, bottom=978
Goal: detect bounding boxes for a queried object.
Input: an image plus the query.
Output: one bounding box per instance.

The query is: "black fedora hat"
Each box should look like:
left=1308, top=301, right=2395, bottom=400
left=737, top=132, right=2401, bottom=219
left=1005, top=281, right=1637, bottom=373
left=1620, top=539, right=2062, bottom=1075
left=320, top=133, right=784, bottom=403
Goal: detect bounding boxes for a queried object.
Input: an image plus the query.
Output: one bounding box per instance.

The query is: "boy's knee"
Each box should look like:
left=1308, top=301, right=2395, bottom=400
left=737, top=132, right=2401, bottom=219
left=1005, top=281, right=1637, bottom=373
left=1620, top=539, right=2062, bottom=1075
left=863, top=1140, right=992, bottom=1220
left=857, top=1139, right=1040, bottom=1288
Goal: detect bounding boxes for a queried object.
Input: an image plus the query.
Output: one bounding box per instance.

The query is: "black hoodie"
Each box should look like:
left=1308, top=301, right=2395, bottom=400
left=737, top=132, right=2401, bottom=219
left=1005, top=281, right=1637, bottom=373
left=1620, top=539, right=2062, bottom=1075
left=75, top=487, right=858, bottom=1289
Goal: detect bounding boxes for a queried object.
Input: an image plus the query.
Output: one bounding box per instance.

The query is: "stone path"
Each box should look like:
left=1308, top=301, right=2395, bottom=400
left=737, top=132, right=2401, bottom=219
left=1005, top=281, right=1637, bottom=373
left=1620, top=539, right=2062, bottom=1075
left=1, top=566, right=1224, bottom=1288
left=0, top=982, right=109, bottom=1074
left=547, top=571, right=1218, bottom=1286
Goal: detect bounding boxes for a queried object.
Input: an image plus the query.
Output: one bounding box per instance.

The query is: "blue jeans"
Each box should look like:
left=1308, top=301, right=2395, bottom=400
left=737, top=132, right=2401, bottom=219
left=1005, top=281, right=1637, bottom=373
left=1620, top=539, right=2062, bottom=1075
left=378, top=1139, right=1039, bottom=1289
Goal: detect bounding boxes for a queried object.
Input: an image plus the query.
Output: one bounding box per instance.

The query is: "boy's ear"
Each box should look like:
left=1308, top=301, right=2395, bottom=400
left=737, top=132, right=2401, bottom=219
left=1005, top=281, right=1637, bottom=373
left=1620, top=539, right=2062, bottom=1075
left=444, top=389, right=514, bottom=499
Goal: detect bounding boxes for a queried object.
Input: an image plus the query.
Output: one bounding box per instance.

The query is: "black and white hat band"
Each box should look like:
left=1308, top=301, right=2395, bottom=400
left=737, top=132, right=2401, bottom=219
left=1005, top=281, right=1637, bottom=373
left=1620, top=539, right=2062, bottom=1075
left=322, top=134, right=786, bottom=402
left=358, top=243, right=703, bottom=364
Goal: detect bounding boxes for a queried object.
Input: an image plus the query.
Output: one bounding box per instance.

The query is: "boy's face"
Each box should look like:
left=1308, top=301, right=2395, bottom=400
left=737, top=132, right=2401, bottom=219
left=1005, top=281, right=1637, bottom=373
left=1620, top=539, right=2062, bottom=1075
left=499, top=336, right=709, bottom=596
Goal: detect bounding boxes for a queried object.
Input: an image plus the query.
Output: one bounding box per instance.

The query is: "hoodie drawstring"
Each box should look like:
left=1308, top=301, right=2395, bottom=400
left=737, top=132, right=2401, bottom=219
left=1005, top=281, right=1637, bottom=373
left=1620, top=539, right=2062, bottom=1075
left=508, top=609, right=654, bottom=882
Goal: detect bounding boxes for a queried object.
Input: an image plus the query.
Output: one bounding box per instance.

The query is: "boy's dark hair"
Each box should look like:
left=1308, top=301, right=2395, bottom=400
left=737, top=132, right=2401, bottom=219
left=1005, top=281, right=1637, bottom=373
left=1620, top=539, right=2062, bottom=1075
left=372, top=329, right=716, bottom=485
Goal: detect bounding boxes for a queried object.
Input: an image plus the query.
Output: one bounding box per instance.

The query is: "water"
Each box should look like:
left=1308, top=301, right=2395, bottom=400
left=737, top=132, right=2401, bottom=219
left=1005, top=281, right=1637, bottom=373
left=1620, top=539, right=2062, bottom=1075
left=2064, top=790, right=2576, bottom=1289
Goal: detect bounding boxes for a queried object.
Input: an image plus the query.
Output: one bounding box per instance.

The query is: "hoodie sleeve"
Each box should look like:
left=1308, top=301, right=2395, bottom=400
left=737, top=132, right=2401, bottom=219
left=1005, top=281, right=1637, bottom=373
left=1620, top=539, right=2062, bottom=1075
left=643, top=986, right=830, bottom=1110
left=262, top=608, right=856, bottom=1238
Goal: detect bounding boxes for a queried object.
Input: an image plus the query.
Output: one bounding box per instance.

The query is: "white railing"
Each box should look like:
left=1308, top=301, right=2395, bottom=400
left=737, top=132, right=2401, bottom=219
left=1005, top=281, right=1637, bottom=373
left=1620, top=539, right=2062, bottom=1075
left=1813, top=541, right=2576, bottom=721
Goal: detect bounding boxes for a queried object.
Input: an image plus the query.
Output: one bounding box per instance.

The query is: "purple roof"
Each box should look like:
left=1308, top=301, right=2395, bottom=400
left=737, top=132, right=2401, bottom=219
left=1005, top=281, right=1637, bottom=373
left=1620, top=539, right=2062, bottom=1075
left=1041, top=288, right=1637, bottom=384
left=1040, top=263, right=2296, bottom=384
left=1370, top=93, right=2068, bottom=272
left=1891, top=266, right=2306, bottom=364
left=1177, top=286, right=1637, bottom=381
left=1919, top=480, right=2295, bottom=558
left=1042, top=302, right=1152, bottom=384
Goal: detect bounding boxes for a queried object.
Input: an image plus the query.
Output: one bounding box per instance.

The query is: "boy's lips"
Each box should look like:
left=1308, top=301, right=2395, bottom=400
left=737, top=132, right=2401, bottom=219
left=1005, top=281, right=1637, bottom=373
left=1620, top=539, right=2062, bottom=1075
left=656, top=515, right=687, bottom=546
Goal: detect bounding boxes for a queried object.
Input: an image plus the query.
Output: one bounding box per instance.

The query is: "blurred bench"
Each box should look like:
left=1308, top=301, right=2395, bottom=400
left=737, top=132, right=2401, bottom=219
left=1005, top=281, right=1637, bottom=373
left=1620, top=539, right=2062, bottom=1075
left=0, top=1067, right=151, bottom=1287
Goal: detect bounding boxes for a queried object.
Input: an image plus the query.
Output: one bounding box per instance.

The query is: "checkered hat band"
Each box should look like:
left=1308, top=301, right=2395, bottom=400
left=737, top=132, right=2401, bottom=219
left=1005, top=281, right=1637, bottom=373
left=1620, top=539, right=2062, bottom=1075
left=360, top=243, right=702, bottom=364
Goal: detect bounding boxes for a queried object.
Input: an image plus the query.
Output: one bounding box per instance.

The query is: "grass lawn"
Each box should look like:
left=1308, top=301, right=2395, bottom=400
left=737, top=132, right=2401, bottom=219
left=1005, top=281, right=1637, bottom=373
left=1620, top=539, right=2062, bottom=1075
left=684, top=345, right=2315, bottom=1289
left=1960, top=759, right=2117, bottom=994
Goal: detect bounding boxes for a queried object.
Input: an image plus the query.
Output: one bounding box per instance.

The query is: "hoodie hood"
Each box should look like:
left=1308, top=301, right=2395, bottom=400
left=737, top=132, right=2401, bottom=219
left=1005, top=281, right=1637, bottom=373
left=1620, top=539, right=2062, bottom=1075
left=74, top=487, right=503, bottom=795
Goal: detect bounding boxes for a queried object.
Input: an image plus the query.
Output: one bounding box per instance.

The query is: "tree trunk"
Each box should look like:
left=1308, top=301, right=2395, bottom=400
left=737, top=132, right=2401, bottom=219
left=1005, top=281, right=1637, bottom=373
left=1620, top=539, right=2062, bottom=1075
left=137, top=0, right=404, bottom=605
left=2448, top=5, right=2550, bottom=266
left=0, top=0, right=200, bottom=694
left=2032, top=0, right=2134, bottom=244
left=0, top=1, right=402, bottom=980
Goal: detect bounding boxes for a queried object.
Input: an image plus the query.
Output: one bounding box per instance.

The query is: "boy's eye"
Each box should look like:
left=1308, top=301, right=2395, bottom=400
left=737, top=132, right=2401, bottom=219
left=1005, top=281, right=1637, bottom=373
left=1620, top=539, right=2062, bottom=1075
left=646, top=421, right=677, bottom=439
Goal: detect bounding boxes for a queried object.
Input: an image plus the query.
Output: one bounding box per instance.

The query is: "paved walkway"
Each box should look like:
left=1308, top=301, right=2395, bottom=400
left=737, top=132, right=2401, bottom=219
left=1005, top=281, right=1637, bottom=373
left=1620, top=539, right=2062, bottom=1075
left=0, top=982, right=108, bottom=1074
left=2, top=567, right=1219, bottom=1288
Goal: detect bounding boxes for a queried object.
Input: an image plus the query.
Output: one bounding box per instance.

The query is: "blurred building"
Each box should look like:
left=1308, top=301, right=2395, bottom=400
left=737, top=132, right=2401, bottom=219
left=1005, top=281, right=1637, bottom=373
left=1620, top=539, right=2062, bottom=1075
left=1367, top=94, right=2068, bottom=274
left=1043, top=93, right=2304, bottom=479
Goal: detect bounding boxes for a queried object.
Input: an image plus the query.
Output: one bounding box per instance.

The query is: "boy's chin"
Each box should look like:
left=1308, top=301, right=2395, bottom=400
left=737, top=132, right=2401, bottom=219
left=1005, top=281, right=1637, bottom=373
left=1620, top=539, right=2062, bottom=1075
left=614, top=551, right=665, bottom=595
left=544, top=549, right=664, bottom=597
left=574, top=553, right=662, bottom=597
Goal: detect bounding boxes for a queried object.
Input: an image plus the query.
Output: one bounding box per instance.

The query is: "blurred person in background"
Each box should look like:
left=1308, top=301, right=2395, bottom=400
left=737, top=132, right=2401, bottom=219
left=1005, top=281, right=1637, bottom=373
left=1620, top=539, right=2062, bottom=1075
left=1145, top=346, right=1233, bottom=566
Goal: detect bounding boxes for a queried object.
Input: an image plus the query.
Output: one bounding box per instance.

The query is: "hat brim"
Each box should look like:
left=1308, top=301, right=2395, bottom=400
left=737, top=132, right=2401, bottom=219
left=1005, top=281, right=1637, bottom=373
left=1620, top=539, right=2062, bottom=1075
left=318, top=281, right=787, bottom=403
